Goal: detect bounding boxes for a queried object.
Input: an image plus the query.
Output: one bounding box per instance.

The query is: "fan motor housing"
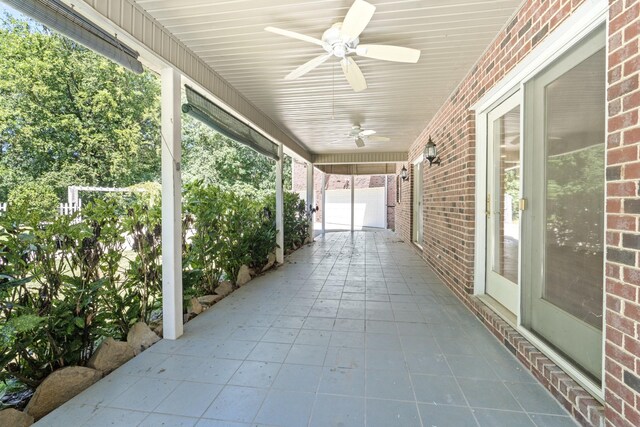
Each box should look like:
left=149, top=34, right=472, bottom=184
left=322, top=23, right=359, bottom=58
left=349, top=125, right=363, bottom=136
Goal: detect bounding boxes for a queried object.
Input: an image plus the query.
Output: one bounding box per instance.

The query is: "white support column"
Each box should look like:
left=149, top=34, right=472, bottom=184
left=321, top=173, right=326, bottom=234
left=161, top=67, right=183, bottom=340
left=275, top=144, right=284, bottom=263
left=350, top=175, right=355, bottom=232
left=306, top=163, right=314, bottom=240
left=384, top=176, right=388, bottom=230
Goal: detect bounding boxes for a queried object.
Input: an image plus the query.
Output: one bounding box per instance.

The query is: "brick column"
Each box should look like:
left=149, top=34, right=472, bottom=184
left=604, top=1, right=640, bottom=426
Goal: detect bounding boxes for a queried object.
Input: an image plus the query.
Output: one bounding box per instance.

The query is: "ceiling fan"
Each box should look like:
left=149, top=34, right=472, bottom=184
left=265, top=0, right=421, bottom=92
left=331, top=125, right=391, bottom=148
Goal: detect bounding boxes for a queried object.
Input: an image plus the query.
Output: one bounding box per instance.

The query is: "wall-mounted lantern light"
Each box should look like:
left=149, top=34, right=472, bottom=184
left=423, top=136, right=442, bottom=166
left=400, top=165, right=409, bottom=181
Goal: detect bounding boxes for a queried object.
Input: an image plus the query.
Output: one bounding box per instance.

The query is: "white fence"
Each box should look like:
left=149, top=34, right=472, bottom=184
left=59, top=202, right=82, bottom=216
left=0, top=202, right=81, bottom=216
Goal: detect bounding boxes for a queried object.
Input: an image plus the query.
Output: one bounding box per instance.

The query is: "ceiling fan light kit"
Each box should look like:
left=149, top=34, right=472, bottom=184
left=265, top=0, right=421, bottom=93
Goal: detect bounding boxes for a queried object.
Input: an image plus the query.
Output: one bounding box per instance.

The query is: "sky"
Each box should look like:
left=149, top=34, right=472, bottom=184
left=0, top=4, right=22, bottom=18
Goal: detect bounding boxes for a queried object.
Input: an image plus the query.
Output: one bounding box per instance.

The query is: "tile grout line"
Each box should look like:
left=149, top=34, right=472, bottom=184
left=439, top=331, right=483, bottom=427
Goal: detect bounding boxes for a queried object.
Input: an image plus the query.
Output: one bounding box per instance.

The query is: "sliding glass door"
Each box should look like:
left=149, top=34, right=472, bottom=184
left=522, top=26, right=606, bottom=381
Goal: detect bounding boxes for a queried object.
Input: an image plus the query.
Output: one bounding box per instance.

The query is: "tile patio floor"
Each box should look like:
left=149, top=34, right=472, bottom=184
left=36, top=231, right=577, bottom=427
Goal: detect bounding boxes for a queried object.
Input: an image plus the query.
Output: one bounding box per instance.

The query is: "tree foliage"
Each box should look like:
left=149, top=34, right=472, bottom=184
left=181, top=117, right=292, bottom=197
left=8, top=181, right=58, bottom=221
left=0, top=14, right=292, bottom=201
left=0, top=16, right=161, bottom=200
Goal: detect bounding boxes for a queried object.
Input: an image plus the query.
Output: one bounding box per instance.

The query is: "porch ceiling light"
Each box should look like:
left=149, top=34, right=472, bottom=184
left=400, top=165, right=409, bottom=181
left=423, top=136, right=442, bottom=166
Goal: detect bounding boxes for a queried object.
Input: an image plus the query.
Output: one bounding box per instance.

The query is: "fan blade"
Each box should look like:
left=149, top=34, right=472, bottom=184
left=265, top=26, right=324, bottom=46
left=367, top=136, right=390, bottom=142
left=329, top=138, right=350, bottom=144
left=360, top=129, right=376, bottom=136
left=341, top=0, right=376, bottom=42
left=340, top=57, right=367, bottom=92
left=355, top=137, right=366, bottom=148
left=356, top=44, right=421, bottom=63
left=285, top=53, right=332, bottom=80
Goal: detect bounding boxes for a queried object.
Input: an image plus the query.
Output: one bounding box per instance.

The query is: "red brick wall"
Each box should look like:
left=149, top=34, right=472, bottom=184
left=604, top=1, right=640, bottom=426
left=392, top=0, right=640, bottom=425
left=291, top=159, right=307, bottom=195
left=395, top=163, right=413, bottom=242
left=386, top=175, right=396, bottom=231
left=396, top=0, right=596, bottom=297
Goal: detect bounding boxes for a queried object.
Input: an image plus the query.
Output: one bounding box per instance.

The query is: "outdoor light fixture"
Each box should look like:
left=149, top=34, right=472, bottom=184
left=400, top=165, right=409, bottom=181
left=423, top=136, right=442, bottom=166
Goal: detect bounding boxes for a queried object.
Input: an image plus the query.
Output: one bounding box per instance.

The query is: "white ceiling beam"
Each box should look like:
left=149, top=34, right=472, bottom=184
left=315, top=163, right=400, bottom=175
left=312, top=152, right=407, bottom=165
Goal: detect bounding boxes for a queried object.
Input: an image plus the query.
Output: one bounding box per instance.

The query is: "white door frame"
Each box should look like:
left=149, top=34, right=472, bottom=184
left=484, top=91, right=523, bottom=315
left=471, top=0, right=607, bottom=400
left=412, top=157, right=424, bottom=247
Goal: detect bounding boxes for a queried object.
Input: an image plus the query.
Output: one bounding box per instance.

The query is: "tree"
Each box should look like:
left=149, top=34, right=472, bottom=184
left=0, top=16, right=161, bottom=200
left=0, top=15, right=291, bottom=201
left=8, top=181, right=58, bottom=222
left=181, top=116, right=292, bottom=196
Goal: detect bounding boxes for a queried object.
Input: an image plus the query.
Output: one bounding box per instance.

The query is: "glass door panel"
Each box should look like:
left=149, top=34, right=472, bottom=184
left=486, top=94, right=520, bottom=313
left=523, top=26, right=605, bottom=382
left=543, top=55, right=605, bottom=329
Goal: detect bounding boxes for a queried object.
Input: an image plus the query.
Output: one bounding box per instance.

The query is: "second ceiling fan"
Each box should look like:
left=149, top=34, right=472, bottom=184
left=265, top=0, right=421, bottom=92
left=330, top=125, right=391, bottom=148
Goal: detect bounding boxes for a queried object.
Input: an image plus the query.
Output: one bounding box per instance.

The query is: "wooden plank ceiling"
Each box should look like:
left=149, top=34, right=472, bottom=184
left=134, top=0, right=521, bottom=154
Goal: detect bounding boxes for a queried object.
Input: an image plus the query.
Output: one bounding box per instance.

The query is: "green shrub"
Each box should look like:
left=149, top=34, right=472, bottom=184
left=265, top=191, right=310, bottom=252
left=83, top=198, right=137, bottom=338
left=7, top=182, right=58, bottom=224
left=0, top=213, right=109, bottom=386
left=0, top=182, right=309, bottom=397
left=121, top=192, right=163, bottom=327
left=183, top=182, right=278, bottom=290
left=183, top=182, right=227, bottom=294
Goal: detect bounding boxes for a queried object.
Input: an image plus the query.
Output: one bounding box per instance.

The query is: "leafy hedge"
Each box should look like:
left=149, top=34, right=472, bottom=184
left=0, top=183, right=309, bottom=398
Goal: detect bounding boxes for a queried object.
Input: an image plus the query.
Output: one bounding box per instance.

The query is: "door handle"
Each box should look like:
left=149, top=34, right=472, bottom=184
left=519, top=198, right=527, bottom=211
left=485, top=194, right=491, bottom=217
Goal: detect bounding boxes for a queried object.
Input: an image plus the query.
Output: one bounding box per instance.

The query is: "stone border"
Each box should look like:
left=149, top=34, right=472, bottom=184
left=403, top=239, right=605, bottom=427
left=468, top=298, right=605, bottom=427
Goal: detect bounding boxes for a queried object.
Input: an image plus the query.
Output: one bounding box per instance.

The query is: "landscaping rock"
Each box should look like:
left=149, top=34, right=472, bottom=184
left=261, top=252, right=276, bottom=272
left=304, top=236, right=312, bottom=245
left=149, top=308, right=163, bottom=325
left=236, top=265, right=251, bottom=287
left=188, top=297, right=203, bottom=315
left=127, top=322, right=160, bottom=355
left=0, top=408, right=33, bottom=426
left=87, top=337, right=135, bottom=374
left=25, top=367, right=101, bottom=421
left=215, top=281, right=233, bottom=297
left=183, top=312, right=196, bottom=323
left=198, top=295, right=223, bottom=306
left=154, top=324, right=163, bottom=338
